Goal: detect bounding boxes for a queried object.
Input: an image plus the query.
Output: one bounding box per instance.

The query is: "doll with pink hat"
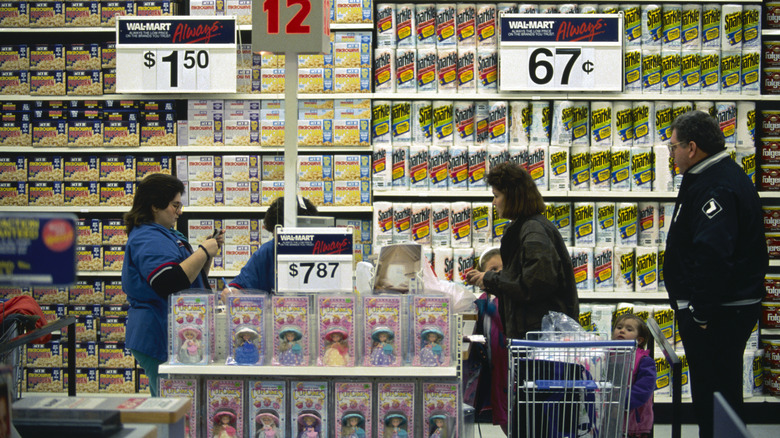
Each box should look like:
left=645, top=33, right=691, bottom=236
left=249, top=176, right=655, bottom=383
left=255, top=410, right=281, bottom=438
left=178, top=326, right=203, bottom=364
left=213, top=410, right=237, bottom=438
left=297, top=411, right=321, bottom=438
left=322, top=327, right=349, bottom=366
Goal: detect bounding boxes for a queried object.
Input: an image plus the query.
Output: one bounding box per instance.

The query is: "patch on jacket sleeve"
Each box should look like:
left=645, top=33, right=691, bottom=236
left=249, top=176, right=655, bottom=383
left=701, top=198, right=722, bottom=219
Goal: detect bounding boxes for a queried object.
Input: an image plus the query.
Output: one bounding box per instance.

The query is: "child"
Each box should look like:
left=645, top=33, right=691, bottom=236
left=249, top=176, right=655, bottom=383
left=612, top=314, right=656, bottom=438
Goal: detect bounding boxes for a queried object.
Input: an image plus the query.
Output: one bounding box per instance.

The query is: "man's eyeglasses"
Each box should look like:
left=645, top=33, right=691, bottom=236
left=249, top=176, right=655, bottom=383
left=667, top=141, right=686, bottom=154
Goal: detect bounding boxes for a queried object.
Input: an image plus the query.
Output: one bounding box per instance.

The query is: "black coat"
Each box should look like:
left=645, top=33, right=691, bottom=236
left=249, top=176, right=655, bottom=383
left=483, top=214, right=579, bottom=339
left=664, top=151, right=767, bottom=324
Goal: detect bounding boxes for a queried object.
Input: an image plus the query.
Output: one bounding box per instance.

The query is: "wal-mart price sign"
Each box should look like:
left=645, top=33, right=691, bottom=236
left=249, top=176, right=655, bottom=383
left=116, top=17, right=237, bottom=93
left=275, top=227, right=353, bottom=293
left=252, top=0, right=330, bottom=54
left=499, top=14, right=623, bottom=92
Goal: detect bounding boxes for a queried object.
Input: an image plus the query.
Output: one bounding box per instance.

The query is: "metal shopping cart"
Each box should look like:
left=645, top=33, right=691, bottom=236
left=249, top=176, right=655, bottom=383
left=508, top=332, right=636, bottom=438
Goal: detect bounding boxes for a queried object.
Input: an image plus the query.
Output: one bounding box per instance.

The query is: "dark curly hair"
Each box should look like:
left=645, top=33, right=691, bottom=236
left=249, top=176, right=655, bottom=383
left=264, top=196, right=319, bottom=231
left=123, top=174, right=184, bottom=233
left=486, top=162, right=546, bottom=220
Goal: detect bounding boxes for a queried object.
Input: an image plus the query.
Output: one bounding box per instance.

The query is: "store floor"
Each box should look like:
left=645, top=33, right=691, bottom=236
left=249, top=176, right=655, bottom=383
left=472, top=423, right=780, bottom=437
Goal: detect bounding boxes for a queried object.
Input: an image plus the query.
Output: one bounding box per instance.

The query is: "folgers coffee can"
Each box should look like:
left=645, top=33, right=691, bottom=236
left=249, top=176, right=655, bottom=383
left=762, top=302, right=780, bottom=328
left=765, top=274, right=780, bottom=301
left=764, top=41, right=780, bottom=67
left=761, top=165, right=780, bottom=191
left=768, top=3, right=780, bottom=29
left=763, top=339, right=780, bottom=368
left=763, top=206, right=780, bottom=232
left=764, top=68, right=780, bottom=94
left=767, top=233, right=780, bottom=259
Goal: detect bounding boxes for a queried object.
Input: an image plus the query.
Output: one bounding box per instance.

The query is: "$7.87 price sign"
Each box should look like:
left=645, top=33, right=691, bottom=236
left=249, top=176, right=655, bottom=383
left=275, top=228, right=354, bottom=294
left=116, top=17, right=237, bottom=93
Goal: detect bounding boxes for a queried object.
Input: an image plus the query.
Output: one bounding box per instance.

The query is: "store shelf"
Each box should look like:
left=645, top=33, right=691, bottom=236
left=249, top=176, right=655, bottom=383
left=1, top=206, right=128, bottom=213
left=0, top=27, right=115, bottom=33
left=769, top=261, right=780, bottom=267
left=373, top=190, right=679, bottom=199
left=159, top=363, right=457, bottom=377
left=0, top=145, right=372, bottom=153
left=764, top=30, right=780, bottom=37
left=578, top=292, right=668, bottom=300
left=762, top=329, right=780, bottom=336
left=760, top=192, right=780, bottom=199
left=77, top=270, right=242, bottom=277
left=654, top=395, right=778, bottom=404
left=237, top=23, right=374, bottom=32
left=297, top=93, right=372, bottom=100
left=371, top=92, right=773, bottom=101
left=0, top=93, right=284, bottom=101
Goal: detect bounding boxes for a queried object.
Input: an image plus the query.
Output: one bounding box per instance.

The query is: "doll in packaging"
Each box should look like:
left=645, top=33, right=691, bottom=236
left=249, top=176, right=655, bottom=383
left=160, top=377, right=198, bottom=438
left=170, top=294, right=212, bottom=365
left=364, top=296, right=402, bottom=366
left=249, top=380, right=285, bottom=438
left=334, top=381, right=372, bottom=437
left=318, top=296, right=355, bottom=366
left=206, top=379, right=244, bottom=438
left=227, top=293, right=265, bottom=365
left=377, top=382, right=414, bottom=438
left=423, top=382, right=459, bottom=438
left=272, top=295, right=310, bottom=366
left=291, top=381, right=328, bottom=438
left=413, top=296, right=451, bottom=367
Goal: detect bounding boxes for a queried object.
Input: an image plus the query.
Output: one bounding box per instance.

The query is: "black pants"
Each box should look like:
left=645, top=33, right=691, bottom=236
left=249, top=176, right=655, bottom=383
left=676, top=304, right=760, bottom=438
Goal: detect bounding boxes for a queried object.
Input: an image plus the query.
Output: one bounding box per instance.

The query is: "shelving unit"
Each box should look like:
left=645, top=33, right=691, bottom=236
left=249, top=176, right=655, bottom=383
left=159, top=364, right=457, bottom=377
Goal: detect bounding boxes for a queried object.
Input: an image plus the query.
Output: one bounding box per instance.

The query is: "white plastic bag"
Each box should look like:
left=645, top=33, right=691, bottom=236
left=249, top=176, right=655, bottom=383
left=421, top=255, right=476, bottom=313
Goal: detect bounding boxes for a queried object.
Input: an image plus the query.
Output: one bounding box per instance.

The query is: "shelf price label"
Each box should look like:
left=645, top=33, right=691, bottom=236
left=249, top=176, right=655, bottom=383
left=116, top=17, right=237, bottom=93
left=275, top=227, right=353, bottom=293
left=252, top=0, right=330, bottom=54
left=499, top=14, right=623, bottom=92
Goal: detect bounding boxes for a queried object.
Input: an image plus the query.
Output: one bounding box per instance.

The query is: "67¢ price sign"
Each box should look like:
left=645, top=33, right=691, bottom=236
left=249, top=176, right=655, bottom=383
left=116, top=17, right=237, bottom=93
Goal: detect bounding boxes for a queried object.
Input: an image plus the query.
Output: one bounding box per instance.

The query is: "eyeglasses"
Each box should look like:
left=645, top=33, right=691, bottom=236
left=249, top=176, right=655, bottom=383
left=667, top=141, right=686, bottom=154
left=169, top=202, right=183, bottom=211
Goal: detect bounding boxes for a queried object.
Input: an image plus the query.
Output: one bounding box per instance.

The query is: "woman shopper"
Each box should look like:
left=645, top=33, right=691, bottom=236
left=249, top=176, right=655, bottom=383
left=122, top=174, right=224, bottom=396
left=466, top=162, right=579, bottom=340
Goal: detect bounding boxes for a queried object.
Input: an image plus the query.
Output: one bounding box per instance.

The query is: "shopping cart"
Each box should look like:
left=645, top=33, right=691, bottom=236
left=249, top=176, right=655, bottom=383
left=508, top=332, right=636, bottom=438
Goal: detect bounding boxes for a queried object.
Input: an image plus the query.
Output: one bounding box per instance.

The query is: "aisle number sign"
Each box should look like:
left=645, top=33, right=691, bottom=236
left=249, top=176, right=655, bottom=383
left=0, top=213, right=77, bottom=286
left=116, top=17, right=237, bottom=93
left=275, top=227, right=353, bottom=293
left=252, top=0, right=330, bottom=54
left=499, top=14, right=623, bottom=92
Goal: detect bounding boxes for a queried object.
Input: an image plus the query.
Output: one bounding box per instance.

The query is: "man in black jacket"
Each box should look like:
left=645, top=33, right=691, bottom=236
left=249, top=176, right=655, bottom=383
left=664, top=110, right=767, bottom=438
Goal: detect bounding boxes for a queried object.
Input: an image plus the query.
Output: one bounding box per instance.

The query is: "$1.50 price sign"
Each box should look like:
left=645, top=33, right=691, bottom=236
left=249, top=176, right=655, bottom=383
left=499, top=14, right=623, bottom=92
left=116, top=17, right=237, bottom=93
left=275, top=227, right=353, bottom=293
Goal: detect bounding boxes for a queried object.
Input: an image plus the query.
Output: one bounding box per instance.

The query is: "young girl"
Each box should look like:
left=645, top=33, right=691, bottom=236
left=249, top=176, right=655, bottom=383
left=612, top=314, right=656, bottom=438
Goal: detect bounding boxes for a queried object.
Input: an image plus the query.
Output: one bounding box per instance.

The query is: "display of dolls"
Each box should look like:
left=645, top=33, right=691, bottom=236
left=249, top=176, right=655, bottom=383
left=323, top=327, right=349, bottom=366
left=428, top=414, right=447, bottom=438
left=234, top=327, right=260, bottom=365
left=382, top=413, right=408, bottom=438
left=213, top=411, right=237, bottom=438
left=369, top=327, right=395, bottom=366
left=418, top=328, right=444, bottom=366
left=340, top=412, right=366, bottom=438
left=278, top=327, right=304, bottom=366
left=297, top=412, right=321, bottom=438
left=255, top=411, right=281, bottom=438
left=178, top=327, right=203, bottom=363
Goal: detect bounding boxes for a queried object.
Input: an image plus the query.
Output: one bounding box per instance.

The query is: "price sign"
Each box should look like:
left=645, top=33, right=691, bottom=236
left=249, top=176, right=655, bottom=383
left=252, top=0, right=330, bottom=54
left=0, top=213, right=77, bottom=286
left=499, top=14, right=623, bottom=92
left=116, top=17, right=237, bottom=93
left=275, top=227, right=353, bottom=293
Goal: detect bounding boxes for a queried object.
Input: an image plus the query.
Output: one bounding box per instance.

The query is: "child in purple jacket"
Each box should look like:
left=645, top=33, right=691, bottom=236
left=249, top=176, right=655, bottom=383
left=613, top=314, right=657, bottom=438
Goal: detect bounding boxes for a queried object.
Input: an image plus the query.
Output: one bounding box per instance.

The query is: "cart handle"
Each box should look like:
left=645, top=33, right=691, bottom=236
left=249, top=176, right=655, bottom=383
left=508, top=339, right=636, bottom=348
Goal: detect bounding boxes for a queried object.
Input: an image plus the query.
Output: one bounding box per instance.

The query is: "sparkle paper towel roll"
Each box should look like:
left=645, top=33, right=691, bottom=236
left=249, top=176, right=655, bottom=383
left=573, top=202, right=596, bottom=247
left=432, top=101, right=454, bottom=146
left=642, top=48, right=662, bottom=93
left=570, top=146, right=591, bottom=191
left=681, top=4, right=702, bottom=49
left=410, top=145, right=429, bottom=190
left=454, top=247, right=474, bottom=284
left=571, top=102, right=590, bottom=146
left=614, top=246, right=635, bottom=292
left=377, top=4, right=397, bottom=47
left=661, top=3, right=682, bottom=49
left=471, top=201, right=492, bottom=248
left=433, top=246, right=454, bottom=281
left=741, top=49, right=760, bottom=95
left=661, top=49, right=682, bottom=94
left=659, top=202, right=675, bottom=243
left=530, top=100, right=551, bottom=146
left=614, top=102, right=634, bottom=147
left=416, top=4, right=438, bottom=48
left=701, top=4, right=721, bottom=49
left=431, top=202, right=451, bottom=246
left=638, top=201, right=660, bottom=246
left=596, top=202, right=616, bottom=245
left=655, top=101, right=673, bottom=143
left=610, top=145, right=632, bottom=191
left=623, top=4, right=642, bottom=47
left=630, top=146, right=654, bottom=191
left=721, top=4, right=743, bottom=51
left=590, top=146, right=612, bottom=191
left=654, top=145, right=677, bottom=193
left=641, top=4, right=663, bottom=48
left=391, top=145, right=411, bottom=188
left=736, top=148, right=756, bottom=184
left=454, top=101, right=476, bottom=147
left=551, top=100, right=574, bottom=146
left=527, top=145, right=549, bottom=190
left=716, top=101, right=737, bottom=147
left=571, top=247, right=595, bottom=291
left=700, top=49, right=720, bottom=93
left=617, top=202, right=638, bottom=246
left=392, top=202, right=412, bottom=243
left=555, top=202, right=572, bottom=245
left=429, top=145, right=449, bottom=191
left=624, top=48, right=643, bottom=93
left=411, top=202, right=432, bottom=245
left=636, top=246, right=658, bottom=292
left=736, top=101, right=756, bottom=148
left=449, top=144, right=469, bottom=190
left=374, top=48, right=396, bottom=92
left=507, top=145, right=527, bottom=169
left=720, top=50, right=742, bottom=94
left=509, top=100, right=530, bottom=146
left=655, top=351, right=671, bottom=396
left=741, top=5, right=761, bottom=49
left=456, top=3, right=477, bottom=48
left=374, top=201, right=394, bottom=246
left=450, top=201, right=472, bottom=247
left=680, top=50, right=701, bottom=94
left=412, top=100, right=433, bottom=145
left=396, top=4, right=416, bottom=47
left=594, top=246, right=614, bottom=291
left=694, top=100, right=716, bottom=117
left=652, top=305, right=675, bottom=345
left=549, top=146, right=570, bottom=191
left=489, top=100, right=508, bottom=146
left=672, top=100, right=693, bottom=121
left=616, top=302, right=635, bottom=319
left=590, top=101, right=612, bottom=147
left=580, top=304, right=594, bottom=331
left=592, top=304, right=617, bottom=335
left=632, top=101, right=655, bottom=146
left=468, top=145, right=487, bottom=190
left=633, top=305, right=653, bottom=323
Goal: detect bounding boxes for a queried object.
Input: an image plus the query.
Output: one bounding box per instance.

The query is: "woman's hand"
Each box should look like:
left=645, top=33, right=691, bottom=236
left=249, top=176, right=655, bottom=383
left=466, top=270, right=485, bottom=289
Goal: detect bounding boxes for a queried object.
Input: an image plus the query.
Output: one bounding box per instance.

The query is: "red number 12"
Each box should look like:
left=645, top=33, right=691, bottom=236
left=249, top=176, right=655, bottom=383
left=263, top=0, right=311, bottom=34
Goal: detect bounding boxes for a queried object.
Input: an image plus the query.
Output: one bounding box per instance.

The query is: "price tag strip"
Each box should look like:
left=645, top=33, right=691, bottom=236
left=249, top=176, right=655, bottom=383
left=116, top=17, right=237, bottom=93
left=499, top=14, right=623, bottom=92
left=275, top=227, right=354, bottom=293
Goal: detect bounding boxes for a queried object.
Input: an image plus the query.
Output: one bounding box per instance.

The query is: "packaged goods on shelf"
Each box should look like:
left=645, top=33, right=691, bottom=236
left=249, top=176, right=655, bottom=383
left=39, top=303, right=66, bottom=325
left=24, top=368, right=62, bottom=393
left=0, top=285, right=31, bottom=300
left=65, top=2, right=100, bottom=27
left=0, top=1, right=29, bottom=27
left=0, top=70, right=29, bottom=95
left=29, top=1, right=65, bottom=28
left=100, top=1, right=134, bottom=27
left=24, top=342, right=62, bottom=368
left=0, top=156, right=26, bottom=180
left=68, top=279, right=103, bottom=304
left=32, top=285, right=68, bottom=305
